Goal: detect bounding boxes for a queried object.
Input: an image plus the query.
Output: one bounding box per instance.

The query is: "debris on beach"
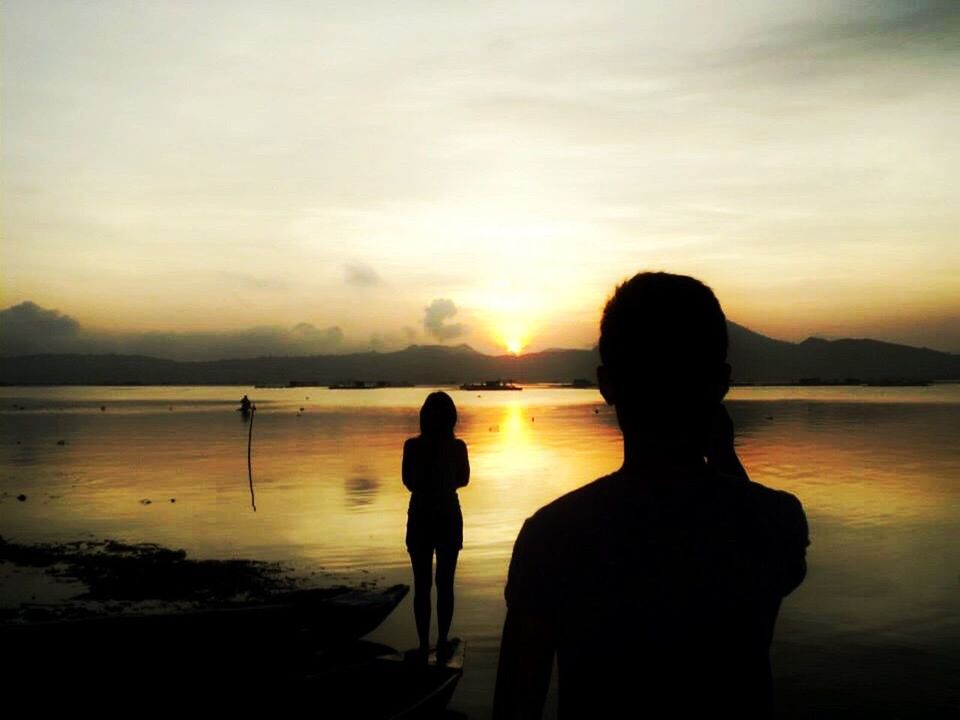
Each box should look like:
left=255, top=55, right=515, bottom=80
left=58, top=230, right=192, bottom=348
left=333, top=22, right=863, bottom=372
left=0, top=537, right=340, bottom=624
left=17, top=494, right=27, bottom=502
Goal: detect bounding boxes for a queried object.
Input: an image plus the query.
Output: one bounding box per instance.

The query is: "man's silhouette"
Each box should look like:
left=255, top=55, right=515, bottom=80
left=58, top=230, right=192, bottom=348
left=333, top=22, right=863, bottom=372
left=493, top=272, right=808, bottom=718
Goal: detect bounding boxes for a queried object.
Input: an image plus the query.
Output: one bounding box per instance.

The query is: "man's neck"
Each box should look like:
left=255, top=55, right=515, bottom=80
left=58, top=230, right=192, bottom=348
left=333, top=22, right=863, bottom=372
left=620, top=441, right=706, bottom=478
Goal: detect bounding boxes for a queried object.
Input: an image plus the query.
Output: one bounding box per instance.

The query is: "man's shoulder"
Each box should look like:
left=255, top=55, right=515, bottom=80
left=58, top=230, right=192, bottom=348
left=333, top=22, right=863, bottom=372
left=732, top=476, right=805, bottom=517
left=523, top=473, right=622, bottom=533
left=505, top=474, right=622, bottom=609
left=523, top=472, right=806, bottom=534
left=720, top=475, right=809, bottom=547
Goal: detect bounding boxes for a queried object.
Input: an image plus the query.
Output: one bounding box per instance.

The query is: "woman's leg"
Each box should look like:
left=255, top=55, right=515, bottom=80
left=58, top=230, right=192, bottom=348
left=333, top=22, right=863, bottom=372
left=435, top=546, right=459, bottom=647
left=409, top=547, right=434, bottom=651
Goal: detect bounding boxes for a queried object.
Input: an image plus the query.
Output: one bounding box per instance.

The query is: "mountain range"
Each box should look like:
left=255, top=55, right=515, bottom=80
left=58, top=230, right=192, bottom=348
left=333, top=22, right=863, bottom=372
left=1, top=322, right=958, bottom=385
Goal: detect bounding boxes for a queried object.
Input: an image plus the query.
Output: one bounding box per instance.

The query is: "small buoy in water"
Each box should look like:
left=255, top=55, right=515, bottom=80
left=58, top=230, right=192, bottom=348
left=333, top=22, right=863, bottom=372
left=56, top=439, right=66, bottom=446
left=300, top=407, right=305, bottom=412
left=17, top=494, right=27, bottom=502
left=170, top=498, right=176, bottom=503
left=100, top=405, right=106, bottom=412
left=140, top=498, right=152, bottom=505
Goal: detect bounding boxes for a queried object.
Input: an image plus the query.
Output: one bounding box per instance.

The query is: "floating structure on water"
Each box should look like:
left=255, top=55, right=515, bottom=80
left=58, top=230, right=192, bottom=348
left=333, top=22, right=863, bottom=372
left=731, top=378, right=934, bottom=387
left=329, top=380, right=415, bottom=390
left=459, top=379, right=522, bottom=391
left=547, top=377, right=595, bottom=389
left=253, top=380, right=416, bottom=389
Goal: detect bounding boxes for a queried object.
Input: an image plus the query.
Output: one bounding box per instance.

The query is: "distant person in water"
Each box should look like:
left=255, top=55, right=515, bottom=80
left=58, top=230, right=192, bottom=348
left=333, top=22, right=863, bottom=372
left=239, top=395, right=252, bottom=413
left=493, top=272, right=809, bottom=718
left=403, top=391, right=470, bottom=658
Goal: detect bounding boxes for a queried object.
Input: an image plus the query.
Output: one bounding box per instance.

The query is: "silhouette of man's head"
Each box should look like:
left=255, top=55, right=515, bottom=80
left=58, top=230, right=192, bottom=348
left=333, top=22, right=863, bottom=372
left=420, top=391, right=458, bottom=437
left=597, top=272, right=730, bottom=455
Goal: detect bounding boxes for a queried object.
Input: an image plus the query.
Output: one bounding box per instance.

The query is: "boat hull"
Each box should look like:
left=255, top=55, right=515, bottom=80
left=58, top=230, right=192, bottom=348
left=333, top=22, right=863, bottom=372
left=1, top=585, right=409, bottom=691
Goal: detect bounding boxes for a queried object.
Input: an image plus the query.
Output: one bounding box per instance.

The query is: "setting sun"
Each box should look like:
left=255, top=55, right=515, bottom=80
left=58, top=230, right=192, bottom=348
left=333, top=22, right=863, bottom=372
left=494, top=321, right=532, bottom=356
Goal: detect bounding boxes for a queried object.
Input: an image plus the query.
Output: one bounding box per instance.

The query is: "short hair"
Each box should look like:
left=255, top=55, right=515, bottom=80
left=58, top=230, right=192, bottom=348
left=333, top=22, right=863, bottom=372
left=599, top=272, right=728, bottom=380
left=419, top=391, right=458, bottom=437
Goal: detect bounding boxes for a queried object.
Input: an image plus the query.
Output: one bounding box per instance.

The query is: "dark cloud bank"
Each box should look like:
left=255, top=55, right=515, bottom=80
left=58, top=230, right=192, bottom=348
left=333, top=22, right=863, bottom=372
left=4, top=300, right=959, bottom=367
left=0, top=302, right=347, bottom=362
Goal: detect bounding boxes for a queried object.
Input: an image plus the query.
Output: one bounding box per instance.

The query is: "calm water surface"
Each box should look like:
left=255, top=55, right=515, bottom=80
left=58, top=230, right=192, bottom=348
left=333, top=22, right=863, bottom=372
left=2, top=385, right=959, bottom=717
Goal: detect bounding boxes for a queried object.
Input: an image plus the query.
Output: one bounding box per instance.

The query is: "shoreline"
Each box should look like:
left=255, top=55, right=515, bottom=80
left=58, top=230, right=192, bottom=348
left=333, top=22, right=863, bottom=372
left=0, top=536, right=360, bottom=624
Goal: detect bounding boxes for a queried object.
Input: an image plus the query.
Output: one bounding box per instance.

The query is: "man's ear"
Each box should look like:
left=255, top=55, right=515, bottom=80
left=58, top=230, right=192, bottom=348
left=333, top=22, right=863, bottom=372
left=718, top=362, right=732, bottom=402
left=597, top=365, right=615, bottom=406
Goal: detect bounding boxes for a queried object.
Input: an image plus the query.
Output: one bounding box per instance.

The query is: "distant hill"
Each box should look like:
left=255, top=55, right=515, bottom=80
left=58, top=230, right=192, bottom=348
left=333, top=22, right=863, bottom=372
left=725, top=322, right=960, bottom=382
left=1, top=322, right=959, bottom=385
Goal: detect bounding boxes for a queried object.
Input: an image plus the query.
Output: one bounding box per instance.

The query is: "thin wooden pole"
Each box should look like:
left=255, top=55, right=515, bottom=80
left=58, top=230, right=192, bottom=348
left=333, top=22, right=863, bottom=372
left=247, top=405, right=257, bottom=512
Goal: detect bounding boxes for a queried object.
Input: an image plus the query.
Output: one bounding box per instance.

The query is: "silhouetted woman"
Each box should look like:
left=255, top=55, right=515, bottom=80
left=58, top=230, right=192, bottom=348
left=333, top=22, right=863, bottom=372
left=403, top=391, right=469, bottom=657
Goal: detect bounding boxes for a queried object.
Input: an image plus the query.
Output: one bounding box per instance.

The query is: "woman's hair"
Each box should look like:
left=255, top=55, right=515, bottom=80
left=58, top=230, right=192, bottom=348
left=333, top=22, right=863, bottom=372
left=419, top=391, right=458, bottom=437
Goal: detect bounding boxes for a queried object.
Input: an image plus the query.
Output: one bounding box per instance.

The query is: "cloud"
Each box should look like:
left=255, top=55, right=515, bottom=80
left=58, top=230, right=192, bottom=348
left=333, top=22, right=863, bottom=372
left=0, top=302, right=86, bottom=354
left=423, top=298, right=466, bottom=341
left=369, top=325, right=420, bottom=352
left=668, top=0, right=960, bottom=105
left=0, top=301, right=346, bottom=361
left=344, top=262, right=382, bottom=287
left=293, top=322, right=345, bottom=346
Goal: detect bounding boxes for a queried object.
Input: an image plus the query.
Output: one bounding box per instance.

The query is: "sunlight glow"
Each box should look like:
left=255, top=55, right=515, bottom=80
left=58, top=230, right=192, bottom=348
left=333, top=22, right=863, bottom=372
left=470, top=287, right=539, bottom=357
left=493, top=320, right=532, bottom=356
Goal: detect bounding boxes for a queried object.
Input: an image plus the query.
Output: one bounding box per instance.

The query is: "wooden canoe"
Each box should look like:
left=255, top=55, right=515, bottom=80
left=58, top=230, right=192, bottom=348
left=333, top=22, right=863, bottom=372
left=1, top=584, right=409, bottom=686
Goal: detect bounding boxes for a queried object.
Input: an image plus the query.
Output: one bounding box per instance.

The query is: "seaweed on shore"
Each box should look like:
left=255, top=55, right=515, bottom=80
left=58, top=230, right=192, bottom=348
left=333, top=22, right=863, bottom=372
left=0, top=536, right=344, bottom=622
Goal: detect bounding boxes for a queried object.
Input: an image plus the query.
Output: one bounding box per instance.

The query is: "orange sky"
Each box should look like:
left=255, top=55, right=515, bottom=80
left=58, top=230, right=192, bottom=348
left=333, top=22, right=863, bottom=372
left=2, top=1, right=958, bottom=356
